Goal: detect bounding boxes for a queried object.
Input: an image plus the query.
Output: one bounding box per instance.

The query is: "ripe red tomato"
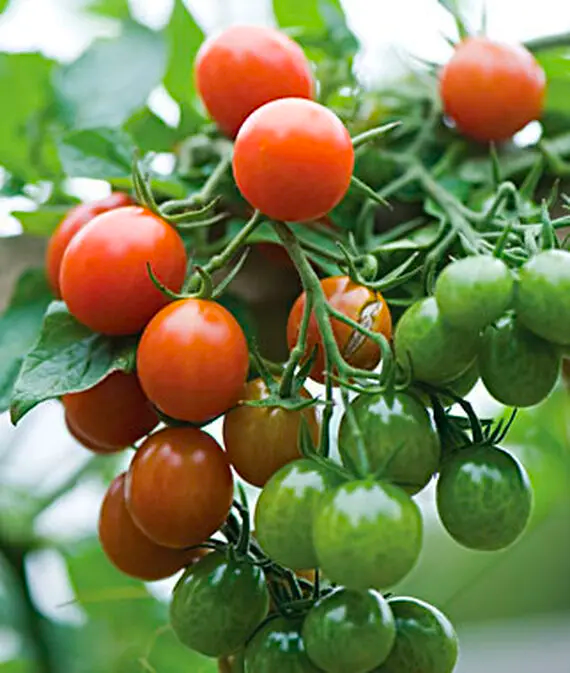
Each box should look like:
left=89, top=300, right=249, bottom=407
left=286, top=276, right=393, bottom=383
left=195, top=25, right=314, bottom=138
left=59, top=206, right=187, bottom=335
left=98, top=473, right=202, bottom=581
left=46, top=193, right=133, bottom=297
left=233, top=98, right=354, bottom=222
left=222, top=377, right=320, bottom=487
left=62, top=371, right=159, bottom=453
left=137, top=298, right=249, bottom=424
left=125, top=427, right=234, bottom=548
left=439, top=37, right=545, bottom=142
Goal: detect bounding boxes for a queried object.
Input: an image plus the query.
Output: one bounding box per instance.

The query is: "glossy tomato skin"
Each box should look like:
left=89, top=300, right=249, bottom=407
left=125, top=427, right=234, bottom=548
left=313, top=480, right=423, bottom=590
left=338, top=391, right=440, bottom=494
left=46, top=193, right=133, bottom=297
left=255, top=459, right=344, bottom=570
left=479, top=314, right=560, bottom=407
left=516, top=249, right=570, bottom=346
left=137, top=298, right=249, bottom=424
left=233, top=98, right=354, bottom=223
left=170, top=551, right=269, bottom=658
left=436, top=446, right=532, bottom=551
left=440, top=37, right=545, bottom=142
left=302, top=588, right=396, bottom=673
left=223, top=378, right=320, bottom=487
left=63, top=371, right=158, bottom=452
left=98, top=473, right=201, bottom=581
left=374, top=597, right=458, bottom=673
left=287, top=276, right=392, bottom=384
left=195, top=25, right=314, bottom=138
left=60, top=206, right=186, bottom=335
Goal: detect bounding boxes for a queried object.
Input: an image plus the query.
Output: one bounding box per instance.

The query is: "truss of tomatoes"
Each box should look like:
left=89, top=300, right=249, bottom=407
left=12, top=20, right=570, bottom=673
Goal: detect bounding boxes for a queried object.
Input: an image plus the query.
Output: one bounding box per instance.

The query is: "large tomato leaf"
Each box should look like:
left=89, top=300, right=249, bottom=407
left=57, top=128, right=134, bottom=179
left=125, top=107, right=179, bottom=152
left=10, top=302, right=137, bottom=424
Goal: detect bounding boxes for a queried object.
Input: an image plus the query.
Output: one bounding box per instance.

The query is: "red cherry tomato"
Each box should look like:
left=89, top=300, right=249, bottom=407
left=46, top=193, right=133, bottom=297
left=233, top=98, right=354, bottom=222
left=195, top=25, right=314, bottom=138
left=62, top=371, right=159, bottom=452
left=99, top=473, right=203, bottom=581
left=287, top=276, right=393, bottom=384
left=439, top=37, right=545, bottom=142
left=59, top=206, right=187, bottom=335
left=125, top=427, right=234, bottom=548
left=137, top=298, right=249, bottom=424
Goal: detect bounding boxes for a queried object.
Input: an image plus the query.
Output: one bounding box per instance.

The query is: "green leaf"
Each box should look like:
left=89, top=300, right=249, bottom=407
left=14, top=206, right=69, bottom=236
left=57, top=128, right=133, bottom=179
left=273, top=0, right=330, bottom=31
left=86, top=0, right=130, bottom=18
left=125, top=107, right=179, bottom=152
left=54, top=22, right=168, bottom=129
left=0, top=270, right=53, bottom=413
left=0, top=0, right=11, bottom=12
left=10, top=302, right=137, bottom=424
left=535, top=47, right=570, bottom=116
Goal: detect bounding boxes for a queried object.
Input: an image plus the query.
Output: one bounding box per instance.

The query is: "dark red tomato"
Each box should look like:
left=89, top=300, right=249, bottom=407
left=439, top=37, right=545, bottom=142
left=63, top=371, right=159, bottom=452
left=98, top=473, right=203, bottom=581
left=223, top=378, right=320, bottom=487
left=65, top=413, right=113, bottom=454
left=233, top=98, right=354, bottom=222
left=287, top=276, right=392, bottom=384
left=195, top=25, right=314, bottom=138
left=59, top=206, right=187, bottom=335
left=137, top=298, right=249, bottom=424
left=125, top=427, right=234, bottom=548
left=46, top=193, right=133, bottom=297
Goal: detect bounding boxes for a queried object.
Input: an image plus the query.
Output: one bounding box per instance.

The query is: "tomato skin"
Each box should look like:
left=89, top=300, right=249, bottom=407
left=233, top=98, right=354, bottom=223
left=62, top=371, right=158, bottom=452
left=313, top=480, right=423, bottom=590
left=137, top=299, right=249, bottom=424
left=302, top=588, right=396, bottom=673
left=479, top=315, right=560, bottom=407
left=435, top=256, right=514, bottom=332
left=98, top=473, right=200, bottom=581
left=437, top=446, right=532, bottom=551
left=170, top=551, right=269, bottom=658
left=374, top=597, right=458, bottom=673
left=394, top=297, right=479, bottom=386
left=223, top=378, right=320, bottom=487
left=254, top=459, right=344, bottom=570
left=338, top=391, right=440, bottom=494
left=46, top=193, right=133, bottom=297
left=125, top=427, right=234, bottom=548
left=195, top=25, right=314, bottom=139
left=516, top=249, right=570, bottom=346
left=439, top=37, right=545, bottom=142
left=287, top=276, right=393, bottom=384
left=60, top=206, right=187, bottom=335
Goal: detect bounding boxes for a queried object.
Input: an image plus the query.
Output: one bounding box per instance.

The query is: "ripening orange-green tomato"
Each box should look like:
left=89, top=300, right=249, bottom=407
left=222, top=378, right=320, bottom=487
left=62, top=371, right=159, bottom=452
left=439, top=37, right=545, bottom=142
left=98, top=473, right=204, bottom=581
left=125, top=427, right=234, bottom=549
left=286, top=276, right=393, bottom=383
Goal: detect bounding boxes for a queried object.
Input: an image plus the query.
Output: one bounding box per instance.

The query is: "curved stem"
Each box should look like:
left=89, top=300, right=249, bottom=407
left=279, top=292, right=313, bottom=398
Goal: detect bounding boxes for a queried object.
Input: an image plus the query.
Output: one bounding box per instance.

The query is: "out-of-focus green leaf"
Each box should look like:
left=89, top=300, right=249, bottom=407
left=10, top=302, right=136, bottom=424
left=125, top=107, right=179, bottom=152
left=535, top=46, right=570, bottom=116
left=54, top=22, right=167, bottom=129
left=0, top=270, right=52, bottom=413
left=57, top=128, right=133, bottom=179
left=273, top=0, right=331, bottom=32
left=0, top=0, right=11, bottom=13
left=86, top=0, right=130, bottom=18
left=14, top=206, right=69, bottom=236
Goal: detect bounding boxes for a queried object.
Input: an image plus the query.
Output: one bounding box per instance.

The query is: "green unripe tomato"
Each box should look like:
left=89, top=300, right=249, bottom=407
left=516, top=249, right=570, bottom=345
left=244, top=617, right=321, bottom=673
left=313, top=480, right=423, bottom=590
left=436, top=446, right=532, bottom=551
left=374, top=597, right=458, bottom=673
left=435, top=256, right=514, bottom=332
left=170, top=550, right=269, bottom=657
left=479, top=314, right=560, bottom=407
left=394, top=297, right=479, bottom=385
left=338, top=391, right=440, bottom=494
left=302, top=588, right=396, bottom=673
left=255, top=459, right=344, bottom=570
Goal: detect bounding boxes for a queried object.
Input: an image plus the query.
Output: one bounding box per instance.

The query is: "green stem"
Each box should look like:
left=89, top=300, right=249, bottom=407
left=198, top=153, right=232, bottom=204
left=279, top=293, right=314, bottom=398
